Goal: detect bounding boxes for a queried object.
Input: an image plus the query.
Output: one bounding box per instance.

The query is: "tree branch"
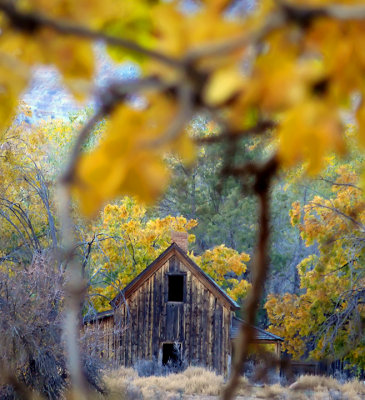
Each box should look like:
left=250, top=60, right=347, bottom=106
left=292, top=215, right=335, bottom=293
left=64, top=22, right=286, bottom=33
left=0, top=0, right=183, bottom=69
left=310, top=202, right=365, bottom=231
left=223, top=155, right=278, bottom=400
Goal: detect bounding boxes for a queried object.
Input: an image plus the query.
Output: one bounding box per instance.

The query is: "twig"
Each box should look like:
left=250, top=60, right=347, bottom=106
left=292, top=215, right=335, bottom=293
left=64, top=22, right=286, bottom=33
left=309, top=202, right=365, bottom=231
left=195, top=120, right=275, bottom=144
left=186, top=11, right=286, bottom=62
left=317, top=177, right=362, bottom=191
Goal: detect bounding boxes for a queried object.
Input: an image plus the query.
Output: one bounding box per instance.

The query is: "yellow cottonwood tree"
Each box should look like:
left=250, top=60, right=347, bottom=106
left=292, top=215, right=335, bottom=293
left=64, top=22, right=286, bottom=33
left=87, top=197, right=251, bottom=311
left=191, top=245, right=251, bottom=301
left=0, top=109, right=59, bottom=264
left=266, top=166, right=365, bottom=370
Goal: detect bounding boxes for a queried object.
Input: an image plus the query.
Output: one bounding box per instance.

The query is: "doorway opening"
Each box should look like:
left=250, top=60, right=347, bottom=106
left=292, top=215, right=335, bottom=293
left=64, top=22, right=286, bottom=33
left=162, top=342, right=182, bottom=367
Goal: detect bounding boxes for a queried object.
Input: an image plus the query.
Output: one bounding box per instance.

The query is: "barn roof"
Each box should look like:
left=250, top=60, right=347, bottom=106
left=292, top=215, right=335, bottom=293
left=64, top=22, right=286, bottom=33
left=83, top=309, right=114, bottom=324
left=110, top=242, right=240, bottom=310
left=231, top=316, right=283, bottom=342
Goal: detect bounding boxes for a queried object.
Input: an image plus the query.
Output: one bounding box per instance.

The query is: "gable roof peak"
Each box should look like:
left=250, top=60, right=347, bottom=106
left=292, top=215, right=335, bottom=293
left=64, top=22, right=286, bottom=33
left=110, top=243, right=239, bottom=310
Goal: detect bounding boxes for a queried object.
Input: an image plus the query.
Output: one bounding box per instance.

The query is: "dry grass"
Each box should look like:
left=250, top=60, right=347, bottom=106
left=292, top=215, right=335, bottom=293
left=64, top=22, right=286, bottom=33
left=102, top=367, right=365, bottom=400
left=134, top=367, right=224, bottom=396
left=289, top=375, right=365, bottom=400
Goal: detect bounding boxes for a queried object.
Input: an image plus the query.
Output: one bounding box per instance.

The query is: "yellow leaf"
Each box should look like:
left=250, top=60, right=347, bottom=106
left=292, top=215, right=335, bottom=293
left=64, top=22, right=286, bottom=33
left=277, top=100, right=345, bottom=175
left=75, top=93, right=189, bottom=216
left=171, top=134, right=197, bottom=166
left=37, top=30, right=94, bottom=99
left=356, top=99, right=365, bottom=148
left=0, top=53, right=29, bottom=131
left=203, top=66, right=246, bottom=106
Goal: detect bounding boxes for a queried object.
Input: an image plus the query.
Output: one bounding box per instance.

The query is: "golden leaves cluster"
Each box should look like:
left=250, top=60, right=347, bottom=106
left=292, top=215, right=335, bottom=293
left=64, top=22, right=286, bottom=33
left=266, top=167, right=365, bottom=366
left=75, top=93, right=195, bottom=215
left=191, top=244, right=251, bottom=301
left=88, top=197, right=250, bottom=311
left=2, top=0, right=365, bottom=214
left=89, top=198, right=198, bottom=311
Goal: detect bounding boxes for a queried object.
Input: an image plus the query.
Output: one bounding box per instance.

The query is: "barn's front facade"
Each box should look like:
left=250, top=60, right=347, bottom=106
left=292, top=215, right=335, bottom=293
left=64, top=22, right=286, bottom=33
left=84, top=237, right=282, bottom=375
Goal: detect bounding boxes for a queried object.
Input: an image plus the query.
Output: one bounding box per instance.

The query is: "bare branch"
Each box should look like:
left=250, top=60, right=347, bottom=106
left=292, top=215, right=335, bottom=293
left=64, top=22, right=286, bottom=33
left=317, top=177, right=362, bottom=191
left=186, top=11, right=286, bottom=62
left=195, top=120, right=275, bottom=145
left=310, top=202, right=365, bottom=231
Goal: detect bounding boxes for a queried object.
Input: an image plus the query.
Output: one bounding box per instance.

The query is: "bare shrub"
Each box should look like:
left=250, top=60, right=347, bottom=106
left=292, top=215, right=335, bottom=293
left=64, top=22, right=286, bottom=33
left=0, top=252, right=105, bottom=399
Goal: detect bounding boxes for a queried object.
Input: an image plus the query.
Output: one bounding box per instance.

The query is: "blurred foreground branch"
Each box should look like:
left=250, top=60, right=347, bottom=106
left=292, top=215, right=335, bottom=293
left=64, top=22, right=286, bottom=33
left=223, top=155, right=278, bottom=400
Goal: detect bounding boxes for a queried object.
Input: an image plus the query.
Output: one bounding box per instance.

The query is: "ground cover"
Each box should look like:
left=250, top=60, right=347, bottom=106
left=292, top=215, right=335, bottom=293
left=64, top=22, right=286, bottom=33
left=102, top=367, right=365, bottom=400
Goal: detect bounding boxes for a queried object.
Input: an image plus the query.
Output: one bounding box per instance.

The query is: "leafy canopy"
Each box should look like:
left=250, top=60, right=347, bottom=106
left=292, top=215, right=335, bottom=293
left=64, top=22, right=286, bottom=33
left=266, top=166, right=365, bottom=370
left=1, top=0, right=365, bottom=215
left=87, top=197, right=250, bottom=311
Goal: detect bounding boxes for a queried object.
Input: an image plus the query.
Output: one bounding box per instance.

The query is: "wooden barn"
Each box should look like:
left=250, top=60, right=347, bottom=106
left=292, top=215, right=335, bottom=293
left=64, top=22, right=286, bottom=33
left=84, top=234, right=283, bottom=375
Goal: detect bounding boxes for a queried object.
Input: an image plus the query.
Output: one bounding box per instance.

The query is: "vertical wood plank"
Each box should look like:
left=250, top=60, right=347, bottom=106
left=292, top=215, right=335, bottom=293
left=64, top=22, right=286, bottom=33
left=201, top=288, right=209, bottom=367
left=185, top=270, right=192, bottom=363
left=215, top=304, right=223, bottom=374
left=191, top=275, right=197, bottom=363
left=207, top=293, right=214, bottom=369
left=152, top=269, right=159, bottom=359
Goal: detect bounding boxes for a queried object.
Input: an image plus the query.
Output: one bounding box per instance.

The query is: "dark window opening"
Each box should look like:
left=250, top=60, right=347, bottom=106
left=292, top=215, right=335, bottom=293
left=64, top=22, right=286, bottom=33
left=162, top=343, right=182, bottom=366
left=168, top=275, right=184, bottom=302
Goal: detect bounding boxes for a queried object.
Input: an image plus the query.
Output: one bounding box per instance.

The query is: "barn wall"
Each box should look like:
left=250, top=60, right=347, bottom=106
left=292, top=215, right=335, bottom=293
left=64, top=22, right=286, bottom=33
left=114, top=252, right=232, bottom=374
left=83, top=315, right=114, bottom=361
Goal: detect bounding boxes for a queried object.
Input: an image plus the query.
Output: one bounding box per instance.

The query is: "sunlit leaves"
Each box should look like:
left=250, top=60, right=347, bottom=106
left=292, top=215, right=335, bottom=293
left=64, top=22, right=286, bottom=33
left=103, top=1, right=155, bottom=62
left=75, top=93, right=195, bottom=215
left=277, top=100, right=345, bottom=174
left=203, top=65, right=246, bottom=106
left=20, top=0, right=121, bottom=28
left=306, top=19, right=365, bottom=99
left=87, top=197, right=249, bottom=311
left=88, top=198, right=198, bottom=310
left=1, top=0, right=365, bottom=215
left=0, top=54, right=29, bottom=131
left=191, top=244, right=251, bottom=301
left=146, top=2, right=246, bottom=78
left=266, top=167, right=365, bottom=367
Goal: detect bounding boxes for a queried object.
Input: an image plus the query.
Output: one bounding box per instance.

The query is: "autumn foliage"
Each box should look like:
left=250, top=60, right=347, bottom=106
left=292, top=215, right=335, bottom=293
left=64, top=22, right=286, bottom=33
left=87, top=198, right=250, bottom=312
left=266, top=166, right=365, bottom=371
left=1, top=1, right=365, bottom=215
left=1, top=0, right=365, bottom=397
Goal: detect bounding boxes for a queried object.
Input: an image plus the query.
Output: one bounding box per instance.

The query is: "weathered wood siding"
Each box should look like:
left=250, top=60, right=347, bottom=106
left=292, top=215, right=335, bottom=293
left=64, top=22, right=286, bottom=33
left=83, top=315, right=114, bottom=361
left=114, top=252, right=232, bottom=374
